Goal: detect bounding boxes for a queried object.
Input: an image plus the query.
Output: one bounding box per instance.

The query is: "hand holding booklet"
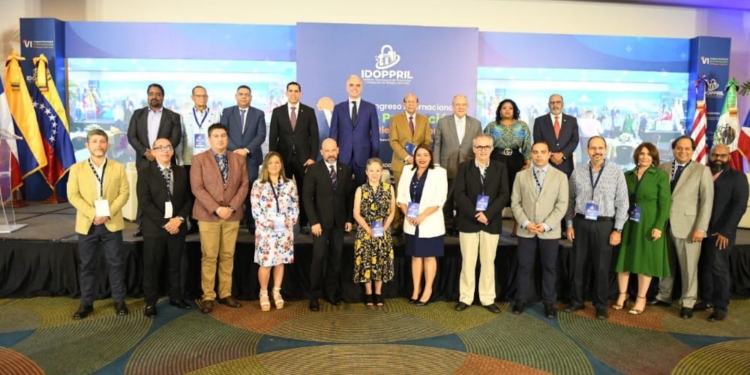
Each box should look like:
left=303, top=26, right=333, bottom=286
left=406, top=202, right=420, bottom=219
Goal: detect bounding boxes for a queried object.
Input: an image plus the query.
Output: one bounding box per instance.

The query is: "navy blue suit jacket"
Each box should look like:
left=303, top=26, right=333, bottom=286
left=533, top=113, right=579, bottom=176
left=329, top=99, right=379, bottom=168
left=220, top=105, right=266, bottom=180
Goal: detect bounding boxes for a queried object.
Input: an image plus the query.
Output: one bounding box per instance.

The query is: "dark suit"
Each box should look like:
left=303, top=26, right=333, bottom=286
left=303, top=160, right=354, bottom=300
left=136, top=163, right=192, bottom=305
left=127, top=106, right=182, bottom=227
left=221, top=105, right=266, bottom=229
left=454, top=161, right=510, bottom=235
left=269, top=102, right=319, bottom=227
left=532, top=113, right=578, bottom=176
left=699, top=168, right=748, bottom=313
left=329, top=99, right=379, bottom=185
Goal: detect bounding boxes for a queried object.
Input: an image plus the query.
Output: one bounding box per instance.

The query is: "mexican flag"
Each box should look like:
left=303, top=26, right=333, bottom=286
left=714, top=78, right=746, bottom=171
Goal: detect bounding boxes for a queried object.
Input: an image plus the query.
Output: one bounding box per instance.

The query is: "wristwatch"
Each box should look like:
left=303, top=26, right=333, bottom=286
left=178, top=216, right=185, bottom=222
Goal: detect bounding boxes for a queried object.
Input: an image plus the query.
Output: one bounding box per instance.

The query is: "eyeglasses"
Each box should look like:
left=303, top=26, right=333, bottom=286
left=549, top=101, right=562, bottom=105
left=154, top=145, right=173, bottom=152
left=474, top=145, right=492, bottom=151
left=193, top=95, right=208, bottom=98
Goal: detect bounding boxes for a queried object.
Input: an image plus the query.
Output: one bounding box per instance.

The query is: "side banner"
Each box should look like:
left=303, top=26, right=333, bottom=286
left=297, top=23, right=478, bottom=169
left=687, top=37, right=731, bottom=145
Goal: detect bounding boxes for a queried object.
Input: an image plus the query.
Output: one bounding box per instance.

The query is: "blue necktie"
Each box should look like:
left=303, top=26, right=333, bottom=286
left=671, top=165, right=684, bottom=191
left=218, top=155, right=228, bottom=185
left=330, top=165, right=338, bottom=189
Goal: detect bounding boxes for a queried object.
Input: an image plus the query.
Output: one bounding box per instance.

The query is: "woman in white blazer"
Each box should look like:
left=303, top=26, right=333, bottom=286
left=397, top=144, right=448, bottom=306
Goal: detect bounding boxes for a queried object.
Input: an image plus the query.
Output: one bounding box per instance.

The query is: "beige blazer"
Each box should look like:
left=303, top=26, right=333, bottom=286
left=433, top=114, right=482, bottom=179
left=511, top=165, right=569, bottom=239
left=389, top=112, right=432, bottom=173
left=67, top=159, right=130, bottom=235
left=658, top=161, right=713, bottom=239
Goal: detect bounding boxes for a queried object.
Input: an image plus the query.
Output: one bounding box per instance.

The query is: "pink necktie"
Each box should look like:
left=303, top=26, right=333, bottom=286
left=290, top=107, right=297, bottom=131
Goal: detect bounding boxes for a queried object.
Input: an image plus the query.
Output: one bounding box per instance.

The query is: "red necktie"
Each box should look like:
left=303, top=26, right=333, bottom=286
left=553, top=116, right=561, bottom=139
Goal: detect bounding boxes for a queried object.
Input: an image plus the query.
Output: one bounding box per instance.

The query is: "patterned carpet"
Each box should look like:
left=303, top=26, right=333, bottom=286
left=1, top=297, right=749, bottom=375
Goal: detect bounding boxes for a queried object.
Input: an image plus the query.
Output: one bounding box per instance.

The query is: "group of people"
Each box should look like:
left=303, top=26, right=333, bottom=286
left=65, top=79, right=747, bottom=324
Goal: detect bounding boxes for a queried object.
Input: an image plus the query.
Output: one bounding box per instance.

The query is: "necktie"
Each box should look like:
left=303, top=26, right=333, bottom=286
left=351, top=101, right=358, bottom=125
left=219, top=155, right=228, bottom=185
left=671, top=164, right=685, bottom=191
left=553, top=116, right=561, bottom=139
left=240, top=109, right=247, bottom=133
left=409, top=115, right=415, bottom=135
left=330, top=165, right=338, bottom=189
left=534, top=169, right=544, bottom=197
left=161, top=166, right=172, bottom=194
left=290, top=106, right=297, bottom=131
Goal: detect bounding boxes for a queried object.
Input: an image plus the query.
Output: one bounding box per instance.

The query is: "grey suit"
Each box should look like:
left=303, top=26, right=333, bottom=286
left=434, top=114, right=482, bottom=230
left=655, top=161, right=714, bottom=308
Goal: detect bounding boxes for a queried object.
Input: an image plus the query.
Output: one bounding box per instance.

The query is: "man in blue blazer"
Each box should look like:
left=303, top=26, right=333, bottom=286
left=329, top=75, right=380, bottom=185
left=220, top=85, right=266, bottom=232
left=532, top=94, right=579, bottom=177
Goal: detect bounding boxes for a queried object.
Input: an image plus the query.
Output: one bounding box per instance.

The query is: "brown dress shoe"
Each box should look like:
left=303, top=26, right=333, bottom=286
left=201, top=300, right=215, bottom=314
left=218, top=296, right=242, bottom=308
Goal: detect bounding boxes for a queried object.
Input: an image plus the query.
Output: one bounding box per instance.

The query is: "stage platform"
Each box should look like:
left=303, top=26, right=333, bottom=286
left=2, top=202, right=750, bottom=303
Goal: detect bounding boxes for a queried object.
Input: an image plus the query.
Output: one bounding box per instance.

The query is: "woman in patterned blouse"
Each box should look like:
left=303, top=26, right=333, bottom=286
left=483, top=99, right=531, bottom=236
left=250, top=152, right=299, bottom=312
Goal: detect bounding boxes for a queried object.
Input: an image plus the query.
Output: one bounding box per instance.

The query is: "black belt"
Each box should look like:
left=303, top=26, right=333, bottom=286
left=575, top=214, right=613, bottom=221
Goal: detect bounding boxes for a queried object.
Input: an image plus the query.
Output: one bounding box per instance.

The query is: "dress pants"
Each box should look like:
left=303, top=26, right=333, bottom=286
left=571, top=216, right=614, bottom=310
left=656, top=232, right=701, bottom=308
left=458, top=231, right=500, bottom=305
left=285, top=153, right=308, bottom=227
left=310, top=226, right=344, bottom=299
left=198, top=220, right=240, bottom=301
left=442, top=178, right=456, bottom=231
left=516, top=236, right=559, bottom=304
left=78, top=225, right=126, bottom=306
left=142, top=234, right=186, bottom=305
left=698, top=235, right=732, bottom=313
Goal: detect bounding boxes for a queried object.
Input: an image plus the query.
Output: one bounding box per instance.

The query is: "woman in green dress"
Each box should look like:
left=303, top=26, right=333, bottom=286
left=614, top=142, right=671, bottom=315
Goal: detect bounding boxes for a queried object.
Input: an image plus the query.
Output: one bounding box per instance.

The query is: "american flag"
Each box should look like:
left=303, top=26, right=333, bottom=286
left=691, top=74, right=708, bottom=165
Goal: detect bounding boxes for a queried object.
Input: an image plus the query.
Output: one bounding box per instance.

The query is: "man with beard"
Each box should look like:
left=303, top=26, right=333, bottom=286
left=565, top=136, right=629, bottom=320
left=694, top=145, right=748, bottom=321
left=533, top=94, right=579, bottom=177
left=651, top=136, right=713, bottom=319
left=128, top=83, right=183, bottom=237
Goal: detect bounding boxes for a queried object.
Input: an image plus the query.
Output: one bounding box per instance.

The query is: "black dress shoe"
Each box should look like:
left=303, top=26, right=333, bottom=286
left=73, top=304, right=93, bottom=320
left=415, top=299, right=430, bottom=306
left=201, top=300, right=214, bottom=314
left=217, top=296, right=242, bottom=308
left=512, top=301, right=526, bottom=315
left=693, top=301, right=714, bottom=311
left=144, top=305, right=157, bottom=317
left=596, top=308, right=608, bottom=320
left=484, top=304, right=501, bottom=314
left=325, top=296, right=341, bottom=306
left=564, top=304, right=584, bottom=313
left=455, top=302, right=470, bottom=311
left=114, top=301, right=129, bottom=316
left=708, top=311, right=726, bottom=322
left=680, top=307, right=693, bottom=319
left=648, top=299, right=671, bottom=307
left=309, top=299, right=320, bottom=311
left=169, top=299, right=191, bottom=309
left=544, top=303, right=557, bottom=319
left=408, top=298, right=418, bottom=304
left=132, top=229, right=142, bottom=238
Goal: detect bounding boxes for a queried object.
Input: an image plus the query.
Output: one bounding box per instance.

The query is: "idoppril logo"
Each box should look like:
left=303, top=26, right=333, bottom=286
left=706, top=78, right=724, bottom=98
left=361, top=45, right=413, bottom=85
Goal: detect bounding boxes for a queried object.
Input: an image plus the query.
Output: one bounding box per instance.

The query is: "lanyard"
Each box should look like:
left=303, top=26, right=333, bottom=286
left=193, top=108, right=209, bottom=130
left=588, top=161, right=604, bottom=201
left=88, top=159, right=107, bottom=198
left=270, top=182, right=281, bottom=213
left=162, top=166, right=172, bottom=201
left=478, top=164, right=488, bottom=195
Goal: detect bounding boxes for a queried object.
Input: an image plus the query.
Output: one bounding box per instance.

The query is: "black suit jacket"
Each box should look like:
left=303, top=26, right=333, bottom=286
left=136, top=163, right=192, bottom=237
left=454, top=161, right=510, bottom=234
left=709, top=168, right=749, bottom=241
left=533, top=113, right=579, bottom=175
left=269, top=103, right=319, bottom=165
left=303, top=160, right=354, bottom=230
left=127, top=107, right=182, bottom=169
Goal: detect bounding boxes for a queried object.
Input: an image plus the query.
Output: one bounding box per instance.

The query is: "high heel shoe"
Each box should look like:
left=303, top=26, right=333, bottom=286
left=629, top=296, right=647, bottom=315
left=364, top=293, right=374, bottom=306
left=272, top=287, right=284, bottom=310
left=611, top=292, right=629, bottom=310
left=374, top=294, right=384, bottom=306
left=259, top=290, right=271, bottom=312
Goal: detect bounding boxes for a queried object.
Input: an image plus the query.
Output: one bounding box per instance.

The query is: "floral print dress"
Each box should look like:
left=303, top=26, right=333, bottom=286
left=353, top=182, right=395, bottom=283
left=250, top=179, right=299, bottom=266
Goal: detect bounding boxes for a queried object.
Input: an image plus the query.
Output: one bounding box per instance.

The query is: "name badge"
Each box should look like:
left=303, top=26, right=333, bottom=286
left=585, top=202, right=599, bottom=221
left=273, top=215, right=286, bottom=233
left=164, top=201, right=173, bottom=219
left=95, top=199, right=111, bottom=217
left=406, top=202, right=420, bottom=219
left=629, top=206, right=641, bottom=222
left=194, top=134, right=207, bottom=149
left=372, top=221, right=384, bottom=237
left=476, top=195, right=489, bottom=211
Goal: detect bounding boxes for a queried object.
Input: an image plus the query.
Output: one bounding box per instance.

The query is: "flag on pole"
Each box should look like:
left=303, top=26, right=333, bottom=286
left=713, top=78, right=743, bottom=171
left=0, top=76, right=23, bottom=192
left=5, top=50, right=46, bottom=178
left=690, top=74, right=708, bottom=165
left=33, top=54, right=75, bottom=187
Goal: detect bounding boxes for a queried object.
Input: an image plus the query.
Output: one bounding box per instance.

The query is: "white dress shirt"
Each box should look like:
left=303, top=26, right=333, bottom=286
left=455, top=115, right=466, bottom=145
